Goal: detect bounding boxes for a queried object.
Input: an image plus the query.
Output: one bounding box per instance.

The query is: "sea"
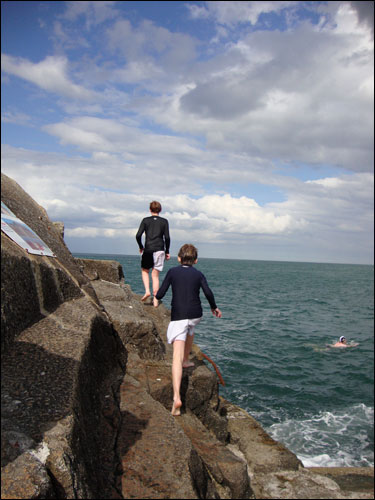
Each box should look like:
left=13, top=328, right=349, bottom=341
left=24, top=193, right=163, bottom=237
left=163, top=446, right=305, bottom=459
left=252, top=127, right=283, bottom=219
left=74, top=253, right=374, bottom=468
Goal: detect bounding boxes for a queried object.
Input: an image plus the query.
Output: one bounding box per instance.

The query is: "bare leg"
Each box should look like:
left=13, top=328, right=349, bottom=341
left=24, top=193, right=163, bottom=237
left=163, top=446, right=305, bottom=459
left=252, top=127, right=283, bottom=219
left=152, top=268, right=160, bottom=306
left=171, top=340, right=185, bottom=415
left=182, top=333, right=195, bottom=368
left=141, top=268, right=151, bottom=301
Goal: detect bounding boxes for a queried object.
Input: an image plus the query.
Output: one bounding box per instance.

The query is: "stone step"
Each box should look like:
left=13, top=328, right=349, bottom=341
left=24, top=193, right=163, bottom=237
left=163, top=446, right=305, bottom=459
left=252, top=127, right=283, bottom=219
left=177, top=411, right=253, bottom=499
left=118, top=373, right=212, bottom=499
left=120, top=351, right=253, bottom=498
left=91, top=280, right=166, bottom=360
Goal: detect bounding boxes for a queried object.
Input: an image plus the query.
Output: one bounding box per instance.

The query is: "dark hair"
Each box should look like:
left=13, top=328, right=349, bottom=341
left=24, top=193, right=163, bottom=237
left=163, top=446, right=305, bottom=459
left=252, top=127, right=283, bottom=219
left=178, top=244, right=198, bottom=266
left=149, top=201, right=162, bottom=213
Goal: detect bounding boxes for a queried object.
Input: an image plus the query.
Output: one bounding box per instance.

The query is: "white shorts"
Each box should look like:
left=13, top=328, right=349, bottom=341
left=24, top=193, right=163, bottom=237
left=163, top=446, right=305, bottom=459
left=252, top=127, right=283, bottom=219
left=153, top=251, right=165, bottom=272
left=167, top=317, right=202, bottom=344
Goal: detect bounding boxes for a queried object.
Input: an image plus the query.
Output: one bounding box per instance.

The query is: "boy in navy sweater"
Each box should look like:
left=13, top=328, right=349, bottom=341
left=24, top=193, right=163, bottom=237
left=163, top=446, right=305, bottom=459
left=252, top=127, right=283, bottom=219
left=155, top=244, right=222, bottom=415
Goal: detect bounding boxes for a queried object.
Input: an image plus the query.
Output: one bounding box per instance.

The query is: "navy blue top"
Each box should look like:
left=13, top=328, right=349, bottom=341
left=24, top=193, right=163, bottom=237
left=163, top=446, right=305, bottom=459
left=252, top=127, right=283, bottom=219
left=155, top=265, right=217, bottom=321
left=136, top=216, right=170, bottom=253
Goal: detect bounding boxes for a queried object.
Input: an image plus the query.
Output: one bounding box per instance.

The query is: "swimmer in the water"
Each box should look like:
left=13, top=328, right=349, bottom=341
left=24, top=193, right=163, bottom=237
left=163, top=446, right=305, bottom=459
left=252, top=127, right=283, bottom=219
left=329, top=336, right=358, bottom=348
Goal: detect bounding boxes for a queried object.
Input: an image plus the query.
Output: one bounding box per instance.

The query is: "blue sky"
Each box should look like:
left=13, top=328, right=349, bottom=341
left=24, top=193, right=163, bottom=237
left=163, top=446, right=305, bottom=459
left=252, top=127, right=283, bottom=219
left=1, top=1, right=374, bottom=264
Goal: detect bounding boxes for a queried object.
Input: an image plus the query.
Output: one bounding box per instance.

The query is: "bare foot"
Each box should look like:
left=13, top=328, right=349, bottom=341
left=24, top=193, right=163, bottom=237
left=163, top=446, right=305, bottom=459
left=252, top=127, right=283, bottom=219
left=171, top=399, right=182, bottom=416
left=153, top=297, right=159, bottom=307
left=141, top=293, right=151, bottom=302
left=182, top=361, right=194, bottom=368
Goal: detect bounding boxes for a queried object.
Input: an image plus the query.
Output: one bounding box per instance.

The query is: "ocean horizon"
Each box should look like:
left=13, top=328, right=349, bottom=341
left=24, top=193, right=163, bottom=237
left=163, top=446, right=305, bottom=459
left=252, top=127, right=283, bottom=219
left=77, top=251, right=373, bottom=267
left=74, top=252, right=374, bottom=468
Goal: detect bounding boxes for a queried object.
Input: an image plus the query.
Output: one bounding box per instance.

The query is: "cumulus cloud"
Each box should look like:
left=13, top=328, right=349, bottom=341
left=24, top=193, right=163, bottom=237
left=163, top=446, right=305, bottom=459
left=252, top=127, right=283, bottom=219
left=1, top=54, right=93, bottom=100
left=2, top=144, right=370, bottom=238
left=165, top=194, right=303, bottom=238
left=172, top=23, right=373, bottom=171
left=105, top=18, right=197, bottom=92
left=86, top=2, right=371, bottom=174
left=43, top=116, right=203, bottom=161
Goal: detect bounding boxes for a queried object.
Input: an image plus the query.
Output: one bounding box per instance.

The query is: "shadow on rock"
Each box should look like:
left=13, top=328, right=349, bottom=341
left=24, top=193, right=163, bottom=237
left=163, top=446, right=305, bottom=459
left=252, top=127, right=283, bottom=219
left=1, top=342, right=78, bottom=466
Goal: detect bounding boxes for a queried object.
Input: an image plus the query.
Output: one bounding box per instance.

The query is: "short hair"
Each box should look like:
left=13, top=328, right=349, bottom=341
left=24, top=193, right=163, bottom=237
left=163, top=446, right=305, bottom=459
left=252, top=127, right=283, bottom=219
left=178, top=244, right=198, bottom=266
left=150, top=201, right=162, bottom=213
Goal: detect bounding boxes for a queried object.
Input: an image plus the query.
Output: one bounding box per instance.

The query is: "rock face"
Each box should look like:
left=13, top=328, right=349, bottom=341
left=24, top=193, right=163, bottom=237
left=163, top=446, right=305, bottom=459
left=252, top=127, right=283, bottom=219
left=1, top=172, right=374, bottom=499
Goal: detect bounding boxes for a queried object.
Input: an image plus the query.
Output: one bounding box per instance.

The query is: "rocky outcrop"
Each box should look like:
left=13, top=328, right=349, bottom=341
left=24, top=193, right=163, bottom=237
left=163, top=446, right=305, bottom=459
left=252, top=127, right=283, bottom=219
left=76, top=258, right=124, bottom=284
left=1, top=173, right=374, bottom=499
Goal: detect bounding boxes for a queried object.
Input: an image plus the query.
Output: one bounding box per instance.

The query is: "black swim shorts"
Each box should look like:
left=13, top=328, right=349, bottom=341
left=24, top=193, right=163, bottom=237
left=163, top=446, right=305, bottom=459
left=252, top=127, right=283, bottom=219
left=141, top=250, right=154, bottom=270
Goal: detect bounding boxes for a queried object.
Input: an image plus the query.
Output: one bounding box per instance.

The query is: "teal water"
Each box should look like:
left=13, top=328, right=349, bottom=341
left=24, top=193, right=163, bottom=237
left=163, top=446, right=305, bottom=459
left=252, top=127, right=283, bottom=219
left=74, top=253, right=374, bottom=468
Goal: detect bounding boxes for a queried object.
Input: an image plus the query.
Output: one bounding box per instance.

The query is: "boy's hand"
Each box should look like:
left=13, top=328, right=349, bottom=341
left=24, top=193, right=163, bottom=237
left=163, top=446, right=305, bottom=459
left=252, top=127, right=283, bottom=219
left=212, top=308, right=222, bottom=318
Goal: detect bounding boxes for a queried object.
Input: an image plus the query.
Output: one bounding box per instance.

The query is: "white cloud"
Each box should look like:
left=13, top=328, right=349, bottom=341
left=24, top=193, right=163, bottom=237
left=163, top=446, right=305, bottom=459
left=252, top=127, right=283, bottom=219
left=105, top=18, right=197, bottom=90
left=1, top=110, right=32, bottom=125
left=166, top=193, right=302, bottom=236
left=334, top=2, right=373, bottom=36
left=3, top=144, right=371, bottom=239
left=43, top=116, right=203, bottom=160
left=66, top=227, right=118, bottom=238
left=2, top=141, right=373, bottom=263
left=187, top=1, right=295, bottom=27
left=102, top=9, right=371, bottom=173
left=61, top=1, right=118, bottom=29
left=1, top=54, right=93, bottom=100
left=3, top=2, right=372, bottom=172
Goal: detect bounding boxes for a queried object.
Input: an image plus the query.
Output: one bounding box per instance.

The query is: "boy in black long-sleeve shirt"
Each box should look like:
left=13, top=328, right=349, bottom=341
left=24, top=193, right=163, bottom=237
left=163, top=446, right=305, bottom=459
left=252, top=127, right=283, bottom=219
left=155, top=244, right=222, bottom=416
left=136, top=201, right=170, bottom=303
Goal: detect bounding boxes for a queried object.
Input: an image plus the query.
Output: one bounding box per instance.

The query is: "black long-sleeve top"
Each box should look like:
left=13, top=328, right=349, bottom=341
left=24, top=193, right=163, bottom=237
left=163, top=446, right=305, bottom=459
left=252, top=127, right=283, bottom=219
left=155, top=265, right=217, bottom=321
left=136, top=215, right=170, bottom=253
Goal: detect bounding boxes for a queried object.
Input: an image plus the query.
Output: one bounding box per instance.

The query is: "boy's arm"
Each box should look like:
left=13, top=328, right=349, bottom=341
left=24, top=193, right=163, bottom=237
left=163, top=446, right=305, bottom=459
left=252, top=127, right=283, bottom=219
left=135, top=220, right=145, bottom=250
left=155, top=270, right=171, bottom=300
left=200, top=275, right=218, bottom=310
left=164, top=220, right=170, bottom=255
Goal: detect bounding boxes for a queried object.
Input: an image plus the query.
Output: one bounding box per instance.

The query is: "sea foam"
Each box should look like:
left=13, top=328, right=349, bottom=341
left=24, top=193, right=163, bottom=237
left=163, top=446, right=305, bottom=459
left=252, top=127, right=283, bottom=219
left=267, top=403, right=374, bottom=467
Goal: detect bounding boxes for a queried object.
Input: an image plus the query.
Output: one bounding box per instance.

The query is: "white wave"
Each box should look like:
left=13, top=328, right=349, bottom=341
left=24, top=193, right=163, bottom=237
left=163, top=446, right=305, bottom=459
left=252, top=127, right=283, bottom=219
left=300, top=451, right=374, bottom=468
left=267, top=404, right=374, bottom=468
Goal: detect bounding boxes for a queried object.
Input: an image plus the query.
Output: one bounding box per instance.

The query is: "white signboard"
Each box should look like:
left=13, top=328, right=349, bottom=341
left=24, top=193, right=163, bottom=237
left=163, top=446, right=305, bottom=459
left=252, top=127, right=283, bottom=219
left=1, top=202, right=56, bottom=257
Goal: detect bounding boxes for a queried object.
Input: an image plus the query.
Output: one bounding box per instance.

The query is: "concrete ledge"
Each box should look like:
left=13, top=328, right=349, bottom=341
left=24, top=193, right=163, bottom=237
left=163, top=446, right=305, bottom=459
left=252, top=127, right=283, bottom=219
left=91, top=279, right=165, bottom=360
left=75, top=258, right=125, bottom=284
